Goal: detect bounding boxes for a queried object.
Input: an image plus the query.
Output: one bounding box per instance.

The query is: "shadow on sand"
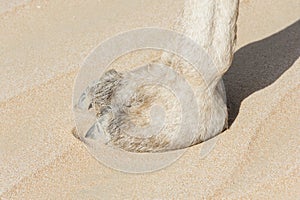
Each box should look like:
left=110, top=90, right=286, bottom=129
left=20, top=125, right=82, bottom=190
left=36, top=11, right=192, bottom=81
left=223, top=19, right=300, bottom=126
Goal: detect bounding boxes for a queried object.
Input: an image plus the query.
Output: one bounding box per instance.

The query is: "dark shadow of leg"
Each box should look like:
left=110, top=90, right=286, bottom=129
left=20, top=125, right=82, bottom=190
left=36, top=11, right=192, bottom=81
left=223, top=19, right=300, bottom=126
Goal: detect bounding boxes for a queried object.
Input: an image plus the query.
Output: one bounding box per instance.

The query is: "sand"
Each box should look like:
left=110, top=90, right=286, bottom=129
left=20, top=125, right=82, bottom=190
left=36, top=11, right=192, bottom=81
left=0, top=0, right=299, bottom=199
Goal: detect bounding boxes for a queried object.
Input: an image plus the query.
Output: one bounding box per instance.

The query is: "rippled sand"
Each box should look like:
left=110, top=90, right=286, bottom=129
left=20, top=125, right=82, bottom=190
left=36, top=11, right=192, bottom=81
left=0, top=0, right=299, bottom=199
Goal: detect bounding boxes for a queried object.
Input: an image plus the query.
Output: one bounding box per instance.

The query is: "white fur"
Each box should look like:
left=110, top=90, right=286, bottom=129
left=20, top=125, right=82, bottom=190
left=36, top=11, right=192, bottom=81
left=77, top=0, right=240, bottom=152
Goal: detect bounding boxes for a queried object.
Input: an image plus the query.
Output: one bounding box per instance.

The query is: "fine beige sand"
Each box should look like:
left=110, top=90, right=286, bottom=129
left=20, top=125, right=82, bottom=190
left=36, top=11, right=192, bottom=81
left=0, top=0, right=299, bottom=199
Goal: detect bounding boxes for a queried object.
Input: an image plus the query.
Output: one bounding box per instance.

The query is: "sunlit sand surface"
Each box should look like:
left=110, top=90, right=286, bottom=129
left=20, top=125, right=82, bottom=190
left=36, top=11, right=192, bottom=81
left=0, top=0, right=299, bottom=198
